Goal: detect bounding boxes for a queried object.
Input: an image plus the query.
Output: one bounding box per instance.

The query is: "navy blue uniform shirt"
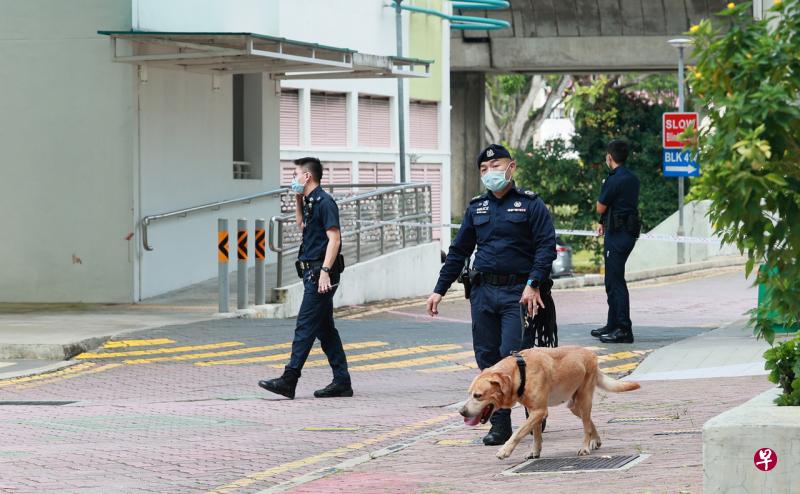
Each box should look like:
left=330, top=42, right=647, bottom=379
left=434, top=184, right=556, bottom=296
left=298, top=186, right=340, bottom=262
left=598, top=165, right=640, bottom=220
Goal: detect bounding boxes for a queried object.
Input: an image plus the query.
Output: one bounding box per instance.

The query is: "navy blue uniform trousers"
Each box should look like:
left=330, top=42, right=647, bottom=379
left=285, top=269, right=350, bottom=384
left=604, top=232, right=636, bottom=332
left=470, top=282, right=535, bottom=425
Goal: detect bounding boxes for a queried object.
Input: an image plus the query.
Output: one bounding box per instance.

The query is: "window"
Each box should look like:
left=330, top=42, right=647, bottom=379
left=280, top=90, right=300, bottom=146
left=310, top=92, right=347, bottom=147
left=358, top=96, right=391, bottom=148
left=409, top=101, right=439, bottom=150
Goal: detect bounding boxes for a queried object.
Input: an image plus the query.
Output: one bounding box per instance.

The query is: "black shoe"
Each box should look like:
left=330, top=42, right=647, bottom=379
left=482, top=420, right=512, bottom=446
left=314, top=381, right=353, bottom=398
left=591, top=326, right=613, bottom=338
left=599, top=328, right=634, bottom=344
left=258, top=375, right=297, bottom=399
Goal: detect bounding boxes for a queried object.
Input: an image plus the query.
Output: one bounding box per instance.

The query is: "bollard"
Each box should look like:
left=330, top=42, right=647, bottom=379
left=237, top=218, right=248, bottom=310
left=255, top=219, right=266, bottom=306
left=217, top=218, right=230, bottom=313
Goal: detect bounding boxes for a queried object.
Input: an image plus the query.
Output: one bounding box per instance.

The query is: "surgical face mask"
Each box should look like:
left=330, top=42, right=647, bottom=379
left=290, top=172, right=308, bottom=195
left=481, top=163, right=512, bottom=192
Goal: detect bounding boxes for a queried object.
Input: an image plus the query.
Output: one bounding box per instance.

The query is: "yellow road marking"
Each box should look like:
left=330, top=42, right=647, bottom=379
left=194, top=341, right=389, bottom=367
left=14, top=363, right=122, bottom=389
left=418, top=362, right=478, bottom=373
left=268, top=344, right=464, bottom=369
left=436, top=439, right=474, bottom=446
left=102, top=338, right=175, bottom=349
left=601, top=362, right=639, bottom=373
left=349, top=351, right=475, bottom=372
left=597, top=351, right=639, bottom=363
left=124, top=341, right=297, bottom=365
left=0, top=362, right=97, bottom=388
left=206, top=412, right=457, bottom=494
left=76, top=341, right=244, bottom=359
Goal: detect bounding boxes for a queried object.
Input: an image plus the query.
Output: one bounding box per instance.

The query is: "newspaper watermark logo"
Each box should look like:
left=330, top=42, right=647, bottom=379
left=754, top=448, right=777, bottom=472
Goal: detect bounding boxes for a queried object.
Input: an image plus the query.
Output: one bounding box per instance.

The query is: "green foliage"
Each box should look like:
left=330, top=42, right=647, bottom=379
left=764, top=337, right=800, bottom=406
left=689, top=0, right=800, bottom=347
left=569, top=77, right=687, bottom=232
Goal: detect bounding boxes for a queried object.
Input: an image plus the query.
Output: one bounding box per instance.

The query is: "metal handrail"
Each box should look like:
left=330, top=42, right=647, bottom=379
left=141, top=187, right=287, bottom=251
left=268, top=183, right=430, bottom=254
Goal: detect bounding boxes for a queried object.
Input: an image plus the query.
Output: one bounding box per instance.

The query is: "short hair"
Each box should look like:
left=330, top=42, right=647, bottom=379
left=607, top=139, right=630, bottom=165
left=294, top=157, right=323, bottom=182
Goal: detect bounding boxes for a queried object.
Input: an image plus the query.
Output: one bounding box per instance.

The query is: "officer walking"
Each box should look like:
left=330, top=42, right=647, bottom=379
left=426, top=144, right=556, bottom=446
left=591, top=140, right=641, bottom=344
left=259, top=157, right=352, bottom=399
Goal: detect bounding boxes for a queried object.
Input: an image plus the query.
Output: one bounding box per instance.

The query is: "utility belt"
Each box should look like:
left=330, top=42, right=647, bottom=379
left=295, top=254, right=346, bottom=279
left=604, top=211, right=641, bottom=238
left=459, top=269, right=529, bottom=299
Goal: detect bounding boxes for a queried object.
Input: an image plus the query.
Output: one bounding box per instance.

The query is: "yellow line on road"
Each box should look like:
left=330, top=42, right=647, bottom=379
left=268, top=344, right=464, bottom=369
left=601, top=362, right=639, bottom=373
left=349, top=350, right=475, bottom=372
left=124, top=342, right=297, bottom=365
left=102, top=338, right=176, bottom=349
left=206, top=412, right=457, bottom=494
left=418, top=362, right=478, bottom=373
left=194, top=341, right=389, bottom=367
left=597, top=351, right=639, bottom=363
left=14, top=363, right=122, bottom=389
left=0, top=362, right=97, bottom=388
left=76, top=341, right=244, bottom=359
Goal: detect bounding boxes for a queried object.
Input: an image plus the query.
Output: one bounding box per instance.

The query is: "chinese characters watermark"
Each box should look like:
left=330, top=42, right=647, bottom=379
left=754, top=448, right=777, bottom=472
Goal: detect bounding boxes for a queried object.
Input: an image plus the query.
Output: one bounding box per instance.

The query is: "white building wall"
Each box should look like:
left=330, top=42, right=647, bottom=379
left=131, top=0, right=279, bottom=34
left=0, top=0, right=136, bottom=303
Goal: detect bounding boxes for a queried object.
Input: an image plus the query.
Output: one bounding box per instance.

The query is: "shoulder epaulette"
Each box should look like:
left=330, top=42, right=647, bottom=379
left=469, top=193, right=488, bottom=203
left=514, top=186, right=538, bottom=199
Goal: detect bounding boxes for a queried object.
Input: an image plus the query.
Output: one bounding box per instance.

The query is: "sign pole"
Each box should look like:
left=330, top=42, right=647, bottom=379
left=676, top=44, right=686, bottom=264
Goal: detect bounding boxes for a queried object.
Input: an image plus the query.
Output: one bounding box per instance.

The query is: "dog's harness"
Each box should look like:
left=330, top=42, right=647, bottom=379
left=512, top=352, right=526, bottom=397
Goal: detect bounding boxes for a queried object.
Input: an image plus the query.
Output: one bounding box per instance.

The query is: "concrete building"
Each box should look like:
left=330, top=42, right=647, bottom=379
left=0, top=0, right=448, bottom=303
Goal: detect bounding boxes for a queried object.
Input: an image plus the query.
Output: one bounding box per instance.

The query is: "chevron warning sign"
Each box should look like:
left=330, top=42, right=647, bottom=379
left=255, top=228, right=265, bottom=260
left=237, top=229, right=248, bottom=261
left=217, top=231, right=229, bottom=263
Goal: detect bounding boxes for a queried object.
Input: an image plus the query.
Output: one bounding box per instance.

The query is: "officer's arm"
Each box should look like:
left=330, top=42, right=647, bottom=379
left=528, top=199, right=557, bottom=284
left=597, top=178, right=618, bottom=215
left=596, top=202, right=608, bottom=215
left=433, top=210, right=476, bottom=296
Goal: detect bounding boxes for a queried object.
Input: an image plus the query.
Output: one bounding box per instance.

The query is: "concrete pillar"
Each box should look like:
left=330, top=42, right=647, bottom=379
left=450, top=72, right=485, bottom=217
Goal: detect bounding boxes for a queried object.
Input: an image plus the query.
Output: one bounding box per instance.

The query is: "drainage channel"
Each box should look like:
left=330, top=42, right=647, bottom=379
left=0, top=401, right=77, bottom=406
left=504, top=454, right=648, bottom=475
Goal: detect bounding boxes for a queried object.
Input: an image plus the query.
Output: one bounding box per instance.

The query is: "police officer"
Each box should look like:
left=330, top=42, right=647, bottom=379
left=591, top=140, right=641, bottom=344
left=426, top=144, right=556, bottom=446
left=259, top=157, right=353, bottom=399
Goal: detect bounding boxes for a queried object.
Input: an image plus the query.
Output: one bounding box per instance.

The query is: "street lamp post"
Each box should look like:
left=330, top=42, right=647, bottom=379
left=668, top=37, right=692, bottom=265
left=395, top=0, right=407, bottom=183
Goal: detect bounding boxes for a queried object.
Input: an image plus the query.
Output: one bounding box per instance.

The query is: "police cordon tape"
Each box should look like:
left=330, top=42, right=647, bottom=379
left=356, top=220, right=722, bottom=245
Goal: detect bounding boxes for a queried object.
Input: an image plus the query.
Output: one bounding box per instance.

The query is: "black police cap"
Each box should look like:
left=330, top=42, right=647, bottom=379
left=476, top=143, right=512, bottom=166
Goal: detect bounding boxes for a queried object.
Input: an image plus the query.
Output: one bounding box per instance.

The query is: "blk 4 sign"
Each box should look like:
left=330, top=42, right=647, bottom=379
left=663, top=112, right=699, bottom=149
left=662, top=149, right=700, bottom=177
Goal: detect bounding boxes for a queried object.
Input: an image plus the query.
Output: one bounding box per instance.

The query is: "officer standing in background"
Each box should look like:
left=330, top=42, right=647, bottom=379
left=591, top=140, right=641, bottom=344
left=426, top=144, right=556, bottom=446
left=258, top=157, right=353, bottom=399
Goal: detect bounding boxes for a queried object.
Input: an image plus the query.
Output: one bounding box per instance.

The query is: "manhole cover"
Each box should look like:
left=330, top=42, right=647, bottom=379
left=0, top=401, right=76, bottom=406
left=508, top=455, right=641, bottom=474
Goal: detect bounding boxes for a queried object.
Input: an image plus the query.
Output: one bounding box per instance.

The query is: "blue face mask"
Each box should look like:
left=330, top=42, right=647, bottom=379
left=290, top=173, right=308, bottom=195
left=481, top=164, right=511, bottom=192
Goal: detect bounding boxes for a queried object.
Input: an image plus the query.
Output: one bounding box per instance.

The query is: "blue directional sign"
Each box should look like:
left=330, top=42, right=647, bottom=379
left=662, top=149, right=700, bottom=177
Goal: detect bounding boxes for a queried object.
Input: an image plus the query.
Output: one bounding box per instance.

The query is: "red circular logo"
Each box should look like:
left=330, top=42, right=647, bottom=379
left=754, top=448, right=778, bottom=471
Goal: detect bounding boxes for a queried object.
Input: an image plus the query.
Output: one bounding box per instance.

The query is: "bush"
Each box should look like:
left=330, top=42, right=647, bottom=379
left=764, top=337, right=800, bottom=406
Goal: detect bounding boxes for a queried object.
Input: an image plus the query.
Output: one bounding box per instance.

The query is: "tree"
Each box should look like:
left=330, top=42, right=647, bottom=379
left=688, top=0, right=800, bottom=347
left=485, top=74, right=572, bottom=149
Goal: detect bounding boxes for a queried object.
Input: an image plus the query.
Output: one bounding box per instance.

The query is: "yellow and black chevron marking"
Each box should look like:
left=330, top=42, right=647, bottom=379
left=237, top=229, right=248, bottom=261
left=255, top=228, right=266, bottom=260
left=218, top=231, right=229, bottom=263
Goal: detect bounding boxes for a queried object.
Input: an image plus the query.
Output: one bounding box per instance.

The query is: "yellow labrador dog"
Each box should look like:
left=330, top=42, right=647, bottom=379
left=459, top=346, right=640, bottom=460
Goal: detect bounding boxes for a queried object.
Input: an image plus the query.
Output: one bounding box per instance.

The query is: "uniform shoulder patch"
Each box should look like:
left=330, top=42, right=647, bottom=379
left=469, top=193, right=487, bottom=203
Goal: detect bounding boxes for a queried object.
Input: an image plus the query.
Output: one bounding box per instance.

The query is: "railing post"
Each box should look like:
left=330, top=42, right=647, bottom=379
left=427, top=185, right=433, bottom=242
left=379, top=194, right=385, bottom=255
left=400, top=189, right=406, bottom=248
left=356, top=199, right=362, bottom=263
left=237, top=218, right=248, bottom=310
left=217, top=218, right=229, bottom=313
left=276, top=220, right=283, bottom=289
left=255, top=218, right=265, bottom=306
left=416, top=186, right=422, bottom=245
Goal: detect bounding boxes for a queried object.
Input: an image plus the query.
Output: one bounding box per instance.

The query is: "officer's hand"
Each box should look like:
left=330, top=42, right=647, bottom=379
left=596, top=223, right=604, bottom=236
left=318, top=271, right=332, bottom=294
left=519, top=286, right=544, bottom=317
left=426, top=293, right=443, bottom=317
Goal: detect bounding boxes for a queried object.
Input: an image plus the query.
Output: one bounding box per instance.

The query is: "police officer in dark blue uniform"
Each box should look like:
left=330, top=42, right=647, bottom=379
left=426, top=144, right=556, bottom=446
left=259, top=157, right=353, bottom=399
left=591, top=140, right=641, bottom=344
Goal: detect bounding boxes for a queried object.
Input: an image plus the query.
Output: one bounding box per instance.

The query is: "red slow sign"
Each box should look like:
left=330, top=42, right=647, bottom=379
left=663, top=112, right=699, bottom=149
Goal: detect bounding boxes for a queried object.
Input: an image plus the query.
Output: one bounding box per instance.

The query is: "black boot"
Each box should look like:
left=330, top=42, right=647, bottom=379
left=258, top=374, right=298, bottom=399
left=599, top=327, right=634, bottom=344
left=483, top=416, right=512, bottom=446
left=314, top=380, right=353, bottom=398
left=590, top=326, right=614, bottom=338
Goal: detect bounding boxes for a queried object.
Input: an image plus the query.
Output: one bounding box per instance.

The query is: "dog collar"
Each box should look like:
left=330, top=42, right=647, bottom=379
left=512, top=352, right=526, bottom=397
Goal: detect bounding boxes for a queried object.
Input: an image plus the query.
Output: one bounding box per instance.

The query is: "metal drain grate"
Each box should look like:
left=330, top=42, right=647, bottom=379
left=608, top=416, right=677, bottom=423
left=509, top=455, right=641, bottom=474
left=0, top=401, right=76, bottom=406
left=654, top=429, right=701, bottom=436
